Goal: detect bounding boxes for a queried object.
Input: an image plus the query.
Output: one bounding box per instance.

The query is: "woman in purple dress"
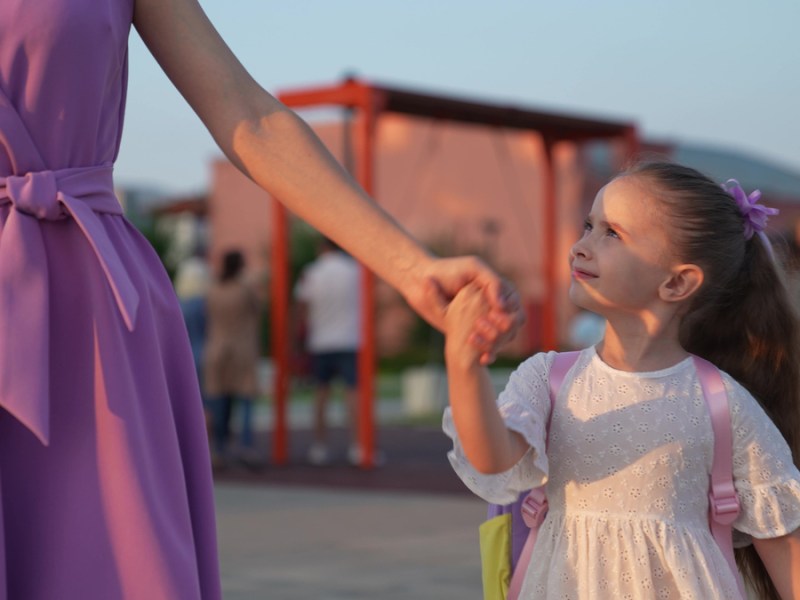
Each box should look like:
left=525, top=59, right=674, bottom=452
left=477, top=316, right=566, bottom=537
left=0, top=0, right=521, bottom=598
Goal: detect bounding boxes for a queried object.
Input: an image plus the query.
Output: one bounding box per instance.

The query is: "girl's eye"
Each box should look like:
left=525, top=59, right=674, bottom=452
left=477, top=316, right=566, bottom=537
left=583, top=220, right=593, bottom=233
left=606, top=228, right=619, bottom=239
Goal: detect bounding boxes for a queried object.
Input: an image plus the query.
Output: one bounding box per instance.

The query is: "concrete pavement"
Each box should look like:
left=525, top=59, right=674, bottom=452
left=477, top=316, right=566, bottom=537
left=215, top=483, right=485, bottom=600
left=212, top=368, right=512, bottom=598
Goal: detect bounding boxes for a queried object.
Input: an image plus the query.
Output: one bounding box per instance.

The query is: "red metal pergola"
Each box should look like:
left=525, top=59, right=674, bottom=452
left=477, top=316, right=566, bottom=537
left=271, top=78, right=638, bottom=468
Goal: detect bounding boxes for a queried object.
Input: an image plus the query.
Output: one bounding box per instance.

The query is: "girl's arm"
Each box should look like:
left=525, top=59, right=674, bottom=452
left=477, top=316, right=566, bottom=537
left=753, top=528, right=800, bottom=599
left=131, top=0, right=522, bottom=352
left=445, top=283, right=529, bottom=473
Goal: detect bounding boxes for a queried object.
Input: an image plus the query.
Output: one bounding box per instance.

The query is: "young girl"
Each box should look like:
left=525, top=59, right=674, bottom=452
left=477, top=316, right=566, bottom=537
left=443, top=161, right=800, bottom=599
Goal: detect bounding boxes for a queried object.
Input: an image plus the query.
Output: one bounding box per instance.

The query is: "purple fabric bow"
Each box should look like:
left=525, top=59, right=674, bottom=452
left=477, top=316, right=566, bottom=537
left=721, top=179, right=779, bottom=240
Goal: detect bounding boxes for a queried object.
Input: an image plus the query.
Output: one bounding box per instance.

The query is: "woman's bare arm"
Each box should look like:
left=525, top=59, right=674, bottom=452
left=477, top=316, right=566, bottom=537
left=133, top=0, right=426, bottom=289
left=132, top=0, right=523, bottom=347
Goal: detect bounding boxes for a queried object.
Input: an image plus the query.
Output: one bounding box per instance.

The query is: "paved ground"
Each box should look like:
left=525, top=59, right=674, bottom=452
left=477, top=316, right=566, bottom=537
left=212, top=391, right=494, bottom=598
left=213, top=424, right=470, bottom=495
left=215, top=484, right=485, bottom=600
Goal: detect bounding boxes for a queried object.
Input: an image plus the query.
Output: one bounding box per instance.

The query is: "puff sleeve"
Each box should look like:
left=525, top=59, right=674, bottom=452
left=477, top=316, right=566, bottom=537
left=443, top=352, right=556, bottom=504
left=725, top=375, right=800, bottom=544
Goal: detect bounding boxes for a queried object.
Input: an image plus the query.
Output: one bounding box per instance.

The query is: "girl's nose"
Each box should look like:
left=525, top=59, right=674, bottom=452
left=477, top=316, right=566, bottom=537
left=570, top=237, right=591, bottom=261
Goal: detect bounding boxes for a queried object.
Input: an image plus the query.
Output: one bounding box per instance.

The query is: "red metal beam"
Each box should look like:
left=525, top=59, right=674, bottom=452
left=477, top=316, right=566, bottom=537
left=278, top=79, right=373, bottom=111
left=279, top=78, right=634, bottom=142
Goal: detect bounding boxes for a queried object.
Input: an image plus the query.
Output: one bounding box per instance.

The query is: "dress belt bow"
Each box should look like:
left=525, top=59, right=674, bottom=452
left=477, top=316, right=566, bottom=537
left=0, top=164, right=139, bottom=445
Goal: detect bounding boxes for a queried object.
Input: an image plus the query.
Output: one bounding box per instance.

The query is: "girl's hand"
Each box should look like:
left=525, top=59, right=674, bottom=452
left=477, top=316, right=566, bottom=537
left=405, top=256, right=524, bottom=364
left=444, top=282, right=492, bottom=370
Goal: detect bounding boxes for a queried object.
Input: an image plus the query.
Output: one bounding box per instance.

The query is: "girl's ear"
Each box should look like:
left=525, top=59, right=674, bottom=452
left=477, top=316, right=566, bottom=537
left=659, top=264, right=704, bottom=303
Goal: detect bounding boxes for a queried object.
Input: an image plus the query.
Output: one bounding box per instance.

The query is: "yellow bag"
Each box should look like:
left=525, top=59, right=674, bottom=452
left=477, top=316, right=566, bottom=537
left=478, top=352, right=582, bottom=600
left=479, top=512, right=512, bottom=600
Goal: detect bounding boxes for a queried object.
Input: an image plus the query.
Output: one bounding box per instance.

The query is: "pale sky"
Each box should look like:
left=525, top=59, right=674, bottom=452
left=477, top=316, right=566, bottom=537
left=116, top=0, right=800, bottom=195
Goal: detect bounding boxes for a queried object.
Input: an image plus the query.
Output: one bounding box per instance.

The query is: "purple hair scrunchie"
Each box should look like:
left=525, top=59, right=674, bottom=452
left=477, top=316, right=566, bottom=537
left=721, top=179, right=779, bottom=240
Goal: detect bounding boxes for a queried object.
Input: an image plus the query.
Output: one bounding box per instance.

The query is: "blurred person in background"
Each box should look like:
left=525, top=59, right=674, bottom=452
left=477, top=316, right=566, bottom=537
left=174, top=244, right=211, bottom=431
left=205, top=249, right=260, bottom=466
left=295, top=238, right=363, bottom=466
left=567, top=309, right=605, bottom=350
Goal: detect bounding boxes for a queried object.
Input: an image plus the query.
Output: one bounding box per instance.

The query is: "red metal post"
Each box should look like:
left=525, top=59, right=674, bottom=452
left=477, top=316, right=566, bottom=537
left=541, top=138, right=558, bottom=351
left=270, top=197, right=290, bottom=465
left=354, top=93, right=380, bottom=469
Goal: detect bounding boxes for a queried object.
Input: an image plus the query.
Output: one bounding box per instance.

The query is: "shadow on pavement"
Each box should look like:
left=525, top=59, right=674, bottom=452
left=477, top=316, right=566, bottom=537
left=212, top=425, right=470, bottom=496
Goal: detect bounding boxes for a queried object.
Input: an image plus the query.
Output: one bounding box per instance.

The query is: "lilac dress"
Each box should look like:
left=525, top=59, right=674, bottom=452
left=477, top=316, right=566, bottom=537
left=0, top=1, right=221, bottom=598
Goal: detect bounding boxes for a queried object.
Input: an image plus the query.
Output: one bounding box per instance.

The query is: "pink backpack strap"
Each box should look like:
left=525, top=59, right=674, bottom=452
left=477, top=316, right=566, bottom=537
left=507, top=351, right=580, bottom=600
left=692, top=356, right=744, bottom=597
left=548, top=352, right=581, bottom=409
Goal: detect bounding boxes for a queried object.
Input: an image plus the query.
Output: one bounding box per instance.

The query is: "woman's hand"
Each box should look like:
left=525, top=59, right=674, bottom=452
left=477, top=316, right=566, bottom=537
left=405, top=256, right=525, bottom=365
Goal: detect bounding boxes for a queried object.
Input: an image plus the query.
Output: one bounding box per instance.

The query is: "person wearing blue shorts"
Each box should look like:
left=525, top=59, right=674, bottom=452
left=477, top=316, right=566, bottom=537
left=295, top=238, right=364, bottom=465
left=313, top=351, right=358, bottom=389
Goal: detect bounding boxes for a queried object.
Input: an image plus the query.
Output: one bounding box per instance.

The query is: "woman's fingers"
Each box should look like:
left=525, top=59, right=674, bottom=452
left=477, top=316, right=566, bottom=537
left=405, top=257, right=525, bottom=358
left=467, top=300, right=526, bottom=358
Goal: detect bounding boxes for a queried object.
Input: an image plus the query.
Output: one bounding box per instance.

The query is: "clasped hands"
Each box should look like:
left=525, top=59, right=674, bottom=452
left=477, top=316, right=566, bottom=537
left=405, top=256, right=524, bottom=366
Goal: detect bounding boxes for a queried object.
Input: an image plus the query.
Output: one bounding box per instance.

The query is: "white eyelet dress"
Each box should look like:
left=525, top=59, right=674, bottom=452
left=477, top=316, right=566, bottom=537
left=444, top=347, right=800, bottom=599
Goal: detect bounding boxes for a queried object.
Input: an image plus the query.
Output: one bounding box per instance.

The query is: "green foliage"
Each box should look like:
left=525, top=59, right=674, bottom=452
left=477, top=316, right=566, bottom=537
left=136, top=218, right=176, bottom=282
left=290, top=220, right=323, bottom=285
left=379, top=343, right=443, bottom=373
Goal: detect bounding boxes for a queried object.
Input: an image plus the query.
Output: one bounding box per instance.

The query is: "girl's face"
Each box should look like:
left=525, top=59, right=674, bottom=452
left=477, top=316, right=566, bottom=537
left=568, top=176, right=679, bottom=317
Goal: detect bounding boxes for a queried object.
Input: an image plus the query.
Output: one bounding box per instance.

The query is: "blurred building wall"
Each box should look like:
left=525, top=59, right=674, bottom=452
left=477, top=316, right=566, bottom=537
left=205, top=114, right=617, bottom=355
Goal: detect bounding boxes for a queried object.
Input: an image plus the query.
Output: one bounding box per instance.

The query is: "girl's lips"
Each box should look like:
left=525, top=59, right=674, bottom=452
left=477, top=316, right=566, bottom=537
left=572, top=268, right=597, bottom=280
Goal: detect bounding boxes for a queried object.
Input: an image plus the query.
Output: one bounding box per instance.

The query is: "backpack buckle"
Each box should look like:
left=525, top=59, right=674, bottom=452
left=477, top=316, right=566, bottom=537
left=709, top=490, right=740, bottom=525
left=521, top=489, right=549, bottom=528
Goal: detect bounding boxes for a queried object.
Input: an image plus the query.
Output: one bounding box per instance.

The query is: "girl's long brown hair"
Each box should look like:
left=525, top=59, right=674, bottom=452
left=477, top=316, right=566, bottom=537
left=625, top=161, right=800, bottom=599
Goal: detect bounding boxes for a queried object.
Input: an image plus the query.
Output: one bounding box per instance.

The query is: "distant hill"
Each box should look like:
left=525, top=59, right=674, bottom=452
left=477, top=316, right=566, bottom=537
left=586, top=142, right=800, bottom=203
left=672, top=144, right=800, bottom=201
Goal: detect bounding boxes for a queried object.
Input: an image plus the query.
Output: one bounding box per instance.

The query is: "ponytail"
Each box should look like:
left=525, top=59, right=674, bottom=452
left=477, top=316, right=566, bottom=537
left=625, top=161, right=800, bottom=600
